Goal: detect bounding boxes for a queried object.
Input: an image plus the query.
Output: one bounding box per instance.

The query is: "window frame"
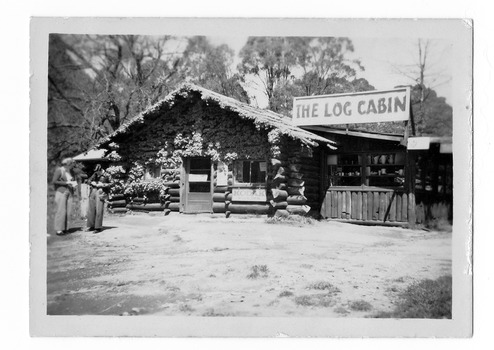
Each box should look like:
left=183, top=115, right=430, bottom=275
left=232, top=159, right=268, bottom=187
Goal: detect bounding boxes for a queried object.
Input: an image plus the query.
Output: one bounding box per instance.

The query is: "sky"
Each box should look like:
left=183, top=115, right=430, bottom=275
left=210, top=36, right=453, bottom=107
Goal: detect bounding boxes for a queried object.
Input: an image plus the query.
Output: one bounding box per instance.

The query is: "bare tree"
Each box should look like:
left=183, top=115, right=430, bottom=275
left=391, top=39, right=452, bottom=135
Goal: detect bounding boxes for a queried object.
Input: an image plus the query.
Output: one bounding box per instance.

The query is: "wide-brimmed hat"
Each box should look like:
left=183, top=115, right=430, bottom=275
left=61, top=158, right=74, bottom=166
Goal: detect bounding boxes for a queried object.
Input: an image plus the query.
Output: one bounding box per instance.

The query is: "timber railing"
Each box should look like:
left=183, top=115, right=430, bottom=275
left=320, top=186, right=415, bottom=224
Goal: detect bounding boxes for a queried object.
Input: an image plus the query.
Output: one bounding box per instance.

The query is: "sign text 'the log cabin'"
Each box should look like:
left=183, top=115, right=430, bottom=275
left=292, top=87, right=410, bottom=126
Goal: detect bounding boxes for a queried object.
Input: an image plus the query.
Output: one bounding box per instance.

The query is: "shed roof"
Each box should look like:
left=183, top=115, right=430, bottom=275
left=95, top=83, right=336, bottom=150
left=73, top=149, right=108, bottom=162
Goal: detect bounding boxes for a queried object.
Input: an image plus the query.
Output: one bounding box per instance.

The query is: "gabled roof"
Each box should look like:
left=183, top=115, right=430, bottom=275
left=95, top=83, right=336, bottom=150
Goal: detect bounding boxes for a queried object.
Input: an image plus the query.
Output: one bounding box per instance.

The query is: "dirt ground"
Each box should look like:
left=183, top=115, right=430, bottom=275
left=46, top=213, right=451, bottom=317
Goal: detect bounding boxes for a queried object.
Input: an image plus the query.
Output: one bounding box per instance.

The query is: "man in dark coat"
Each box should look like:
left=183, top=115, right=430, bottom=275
left=85, top=165, right=109, bottom=233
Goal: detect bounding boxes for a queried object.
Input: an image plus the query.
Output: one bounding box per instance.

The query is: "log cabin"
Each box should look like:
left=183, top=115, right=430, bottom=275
left=93, top=83, right=336, bottom=217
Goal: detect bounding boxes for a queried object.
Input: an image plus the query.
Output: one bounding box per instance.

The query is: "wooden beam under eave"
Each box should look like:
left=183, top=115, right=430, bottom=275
left=302, top=126, right=404, bottom=142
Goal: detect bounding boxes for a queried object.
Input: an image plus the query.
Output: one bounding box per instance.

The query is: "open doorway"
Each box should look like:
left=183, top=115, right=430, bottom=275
left=183, top=157, right=212, bottom=213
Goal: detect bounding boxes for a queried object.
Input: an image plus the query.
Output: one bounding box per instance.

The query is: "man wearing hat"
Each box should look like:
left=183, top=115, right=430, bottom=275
left=85, top=164, right=109, bottom=233
left=51, top=157, right=77, bottom=235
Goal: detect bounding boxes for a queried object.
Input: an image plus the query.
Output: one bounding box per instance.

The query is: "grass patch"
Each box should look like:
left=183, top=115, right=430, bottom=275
left=178, top=304, right=194, bottom=313
left=334, top=306, right=350, bottom=315
left=278, top=290, right=294, bottom=297
left=294, top=294, right=335, bottom=308
left=247, top=265, right=269, bottom=279
left=265, top=215, right=316, bottom=226
left=348, top=300, right=373, bottom=312
left=306, top=281, right=341, bottom=293
left=202, top=308, right=231, bottom=317
left=426, top=217, right=452, bottom=232
left=373, top=275, right=452, bottom=319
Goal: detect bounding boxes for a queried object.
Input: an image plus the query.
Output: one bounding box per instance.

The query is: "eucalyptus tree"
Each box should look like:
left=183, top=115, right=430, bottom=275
left=238, top=36, right=374, bottom=116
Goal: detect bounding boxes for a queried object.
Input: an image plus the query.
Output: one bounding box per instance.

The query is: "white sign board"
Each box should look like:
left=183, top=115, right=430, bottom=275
left=216, top=162, right=228, bottom=186
left=189, top=174, right=208, bottom=182
left=407, top=137, right=431, bottom=150
left=292, top=87, right=410, bottom=126
left=232, top=188, right=267, bottom=202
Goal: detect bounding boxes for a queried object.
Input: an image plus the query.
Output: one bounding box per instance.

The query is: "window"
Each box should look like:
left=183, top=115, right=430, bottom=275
left=233, top=160, right=267, bottom=185
left=143, top=164, right=162, bottom=180
left=328, top=152, right=405, bottom=188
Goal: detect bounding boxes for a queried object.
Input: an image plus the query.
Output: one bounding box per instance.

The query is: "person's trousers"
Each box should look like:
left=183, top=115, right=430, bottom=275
left=54, top=190, right=72, bottom=232
left=87, top=189, right=105, bottom=229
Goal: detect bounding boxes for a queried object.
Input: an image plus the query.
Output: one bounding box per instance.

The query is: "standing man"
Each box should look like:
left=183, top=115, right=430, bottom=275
left=52, top=157, right=77, bottom=235
left=86, top=165, right=109, bottom=233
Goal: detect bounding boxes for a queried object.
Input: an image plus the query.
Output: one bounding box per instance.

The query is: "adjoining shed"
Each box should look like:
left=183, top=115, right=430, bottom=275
left=308, top=126, right=452, bottom=226
left=94, top=83, right=336, bottom=217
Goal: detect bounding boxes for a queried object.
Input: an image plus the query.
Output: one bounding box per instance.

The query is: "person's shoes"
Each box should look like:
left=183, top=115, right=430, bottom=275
left=84, top=227, right=95, bottom=232
left=93, top=228, right=102, bottom=234
left=56, top=231, right=64, bottom=236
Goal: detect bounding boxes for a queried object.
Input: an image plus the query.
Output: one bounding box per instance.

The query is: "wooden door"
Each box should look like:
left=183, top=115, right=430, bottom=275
left=184, top=157, right=212, bottom=213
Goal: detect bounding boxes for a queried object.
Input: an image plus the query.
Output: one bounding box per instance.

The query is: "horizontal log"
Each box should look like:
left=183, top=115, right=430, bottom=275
left=273, top=209, right=290, bottom=218
left=213, top=202, right=226, bottom=213
left=269, top=200, right=288, bottom=209
left=273, top=173, right=287, bottom=182
left=108, top=203, right=127, bottom=209
left=276, top=166, right=288, bottom=175
left=287, top=186, right=305, bottom=196
left=131, top=197, right=146, bottom=203
left=129, top=194, right=169, bottom=203
left=214, top=186, right=229, bottom=193
left=288, top=172, right=304, bottom=180
left=288, top=164, right=302, bottom=172
left=162, top=181, right=180, bottom=188
left=213, top=193, right=228, bottom=202
left=108, top=194, right=125, bottom=201
left=271, top=159, right=283, bottom=167
left=108, top=207, right=127, bottom=214
left=107, top=199, right=126, bottom=207
left=287, top=179, right=305, bottom=187
left=169, top=196, right=180, bottom=202
left=286, top=205, right=311, bottom=215
left=228, top=203, right=270, bottom=214
left=168, top=188, right=180, bottom=196
left=274, top=183, right=287, bottom=190
left=271, top=189, right=288, bottom=200
left=126, top=203, right=167, bottom=211
left=287, top=195, right=308, bottom=205
left=168, top=203, right=180, bottom=211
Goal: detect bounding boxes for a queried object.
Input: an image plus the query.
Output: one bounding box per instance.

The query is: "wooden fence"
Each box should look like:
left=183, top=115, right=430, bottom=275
left=320, top=187, right=416, bottom=224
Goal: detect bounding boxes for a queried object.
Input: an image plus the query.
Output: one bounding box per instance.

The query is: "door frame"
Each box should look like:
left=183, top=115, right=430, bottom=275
left=180, top=157, right=213, bottom=213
